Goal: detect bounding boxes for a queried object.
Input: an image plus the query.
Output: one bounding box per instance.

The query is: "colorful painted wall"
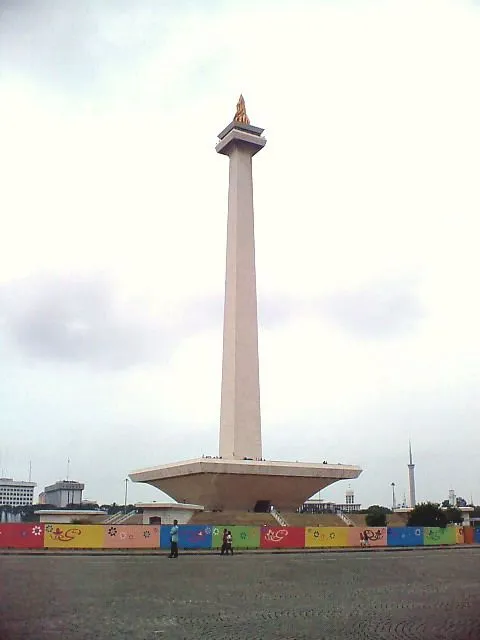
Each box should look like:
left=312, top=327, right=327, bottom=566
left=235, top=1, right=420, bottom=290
left=0, top=523, right=476, bottom=551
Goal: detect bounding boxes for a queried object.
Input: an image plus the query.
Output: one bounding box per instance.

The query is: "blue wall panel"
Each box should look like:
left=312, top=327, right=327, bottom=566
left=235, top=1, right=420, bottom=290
left=160, top=525, right=171, bottom=549
left=160, top=525, right=212, bottom=549
left=387, top=527, right=424, bottom=546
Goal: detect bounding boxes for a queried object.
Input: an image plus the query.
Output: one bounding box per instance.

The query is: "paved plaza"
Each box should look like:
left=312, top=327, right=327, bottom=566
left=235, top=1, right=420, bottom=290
left=0, top=549, right=479, bottom=639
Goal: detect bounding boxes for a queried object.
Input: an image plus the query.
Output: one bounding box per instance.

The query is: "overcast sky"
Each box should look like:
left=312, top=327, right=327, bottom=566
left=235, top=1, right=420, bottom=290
left=0, top=0, right=479, bottom=508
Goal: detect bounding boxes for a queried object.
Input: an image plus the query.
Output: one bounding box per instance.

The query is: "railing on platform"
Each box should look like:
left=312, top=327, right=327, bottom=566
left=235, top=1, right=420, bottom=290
left=270, top=506, right=289, bottom=527
left=336, top=510, right=354, bottom=526
left=102, top=512, right=126, bottom=525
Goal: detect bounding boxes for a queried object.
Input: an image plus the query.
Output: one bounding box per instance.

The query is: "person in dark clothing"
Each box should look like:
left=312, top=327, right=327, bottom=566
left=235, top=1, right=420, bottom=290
left=226, top=530, right=233, bottom=555
left=220, top=528, right=228, bottom=555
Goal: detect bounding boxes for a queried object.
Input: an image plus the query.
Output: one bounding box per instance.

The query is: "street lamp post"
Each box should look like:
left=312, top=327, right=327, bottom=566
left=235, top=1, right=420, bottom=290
left=391, top=482, right=396, bottom=511
left=124, top=478, right=129, bottom=515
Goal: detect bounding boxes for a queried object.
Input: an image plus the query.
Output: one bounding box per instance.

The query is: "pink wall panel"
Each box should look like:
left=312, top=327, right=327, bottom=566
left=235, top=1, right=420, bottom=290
left=348, top=527, right=387, bottom=548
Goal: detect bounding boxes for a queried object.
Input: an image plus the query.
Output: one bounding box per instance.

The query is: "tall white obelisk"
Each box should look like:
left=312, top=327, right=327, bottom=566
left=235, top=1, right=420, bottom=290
left=129, top=98, right=363, bottom=511
left=408, top=441, right=416, bottom=508
left=216, top=96, right=266, bottom=460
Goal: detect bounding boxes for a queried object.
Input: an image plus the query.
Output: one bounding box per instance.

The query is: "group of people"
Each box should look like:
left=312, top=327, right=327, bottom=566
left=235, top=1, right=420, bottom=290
left=360, top=530, right=370, bottom=548
left=168, top=520, right=234, bottom=558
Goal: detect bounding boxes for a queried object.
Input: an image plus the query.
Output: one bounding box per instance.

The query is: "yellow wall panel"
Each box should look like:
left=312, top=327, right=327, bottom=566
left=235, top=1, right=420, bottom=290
left=44, top=524, right=104, bottom=548
left=305, top=527, right=349, bottom=548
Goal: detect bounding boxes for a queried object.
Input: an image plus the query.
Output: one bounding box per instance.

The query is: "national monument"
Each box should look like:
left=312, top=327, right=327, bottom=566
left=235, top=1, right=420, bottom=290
left=130, top=97, right=362, bottom=512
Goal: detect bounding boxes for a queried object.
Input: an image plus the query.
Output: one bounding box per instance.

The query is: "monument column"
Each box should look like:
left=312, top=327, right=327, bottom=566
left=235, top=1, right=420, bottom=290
left=216, top=96, right=266, bottom=460
left=408, top=441, right=416, bottom=508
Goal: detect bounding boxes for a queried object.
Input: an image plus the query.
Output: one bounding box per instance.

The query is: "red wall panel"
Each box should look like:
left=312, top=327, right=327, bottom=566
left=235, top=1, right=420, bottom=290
left=260, top=526, right=305, bottom=549
left=0, top=524, right=44, bottom=548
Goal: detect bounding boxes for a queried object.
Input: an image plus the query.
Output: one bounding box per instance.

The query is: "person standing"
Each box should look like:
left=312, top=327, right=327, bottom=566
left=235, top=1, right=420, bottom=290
left=169, top=520, right=179, bottom=558
left=220, top=528, right=228, bottom=555
left=226, top=530, right=233, bottom=555
left=362, top=530, right=370, bottom=548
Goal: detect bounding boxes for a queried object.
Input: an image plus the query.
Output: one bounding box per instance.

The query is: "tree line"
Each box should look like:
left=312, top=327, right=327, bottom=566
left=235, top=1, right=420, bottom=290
left=363, top=503, right=468, bottom=528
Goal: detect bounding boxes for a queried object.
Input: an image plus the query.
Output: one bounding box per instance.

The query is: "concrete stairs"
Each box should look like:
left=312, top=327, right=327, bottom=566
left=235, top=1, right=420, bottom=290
left=336, top=510, right=355, bottom=526
left=102, top=512, right=125, bottom=525
left=270, top=506, right=289, bottom=527
left=102, top=511, right=140, bottom=525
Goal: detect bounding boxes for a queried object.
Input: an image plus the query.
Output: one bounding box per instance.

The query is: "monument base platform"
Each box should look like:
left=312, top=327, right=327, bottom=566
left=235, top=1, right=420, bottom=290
left=129, top=458, right=362, bottom=512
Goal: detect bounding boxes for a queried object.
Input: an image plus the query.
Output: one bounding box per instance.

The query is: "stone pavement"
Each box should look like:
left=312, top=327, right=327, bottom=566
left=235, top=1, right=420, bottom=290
left=0, top=548, right=479, bottom=639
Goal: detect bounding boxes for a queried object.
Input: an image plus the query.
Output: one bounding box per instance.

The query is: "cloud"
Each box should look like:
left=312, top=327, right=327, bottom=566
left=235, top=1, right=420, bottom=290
left=319, top=279, right=423, bottom=339
left=0, top=275, right=329, bottom=369
left=0, top=0, right=233, bottom=104
left=0, top=1, right=170, bottom=93
left=0, top=274, right=176, bottom=369
left=0, top=272, right=311, bottom=369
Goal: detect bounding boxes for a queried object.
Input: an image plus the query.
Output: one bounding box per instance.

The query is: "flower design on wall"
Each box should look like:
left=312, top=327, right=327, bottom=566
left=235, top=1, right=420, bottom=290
left=50, top=528, right=81, bottom=542
left=364, top=529, right=383, bottom=541
left=143, top=530, right=151, bottom=538
left=108, top=527, right=117, bottom=537
left=265, top=529, right=288, bottom=542
left=32, top=526, right=42, bottom=536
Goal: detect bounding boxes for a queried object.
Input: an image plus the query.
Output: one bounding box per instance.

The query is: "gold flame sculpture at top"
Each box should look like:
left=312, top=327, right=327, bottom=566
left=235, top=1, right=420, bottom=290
left=233, top=94, right=250, bottom=125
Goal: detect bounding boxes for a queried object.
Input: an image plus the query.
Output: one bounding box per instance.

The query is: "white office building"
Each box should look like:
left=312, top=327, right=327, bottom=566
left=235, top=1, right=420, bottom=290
left=43, top=480, right=84, bottom=507
left=0, top=478, right=36, bottom=507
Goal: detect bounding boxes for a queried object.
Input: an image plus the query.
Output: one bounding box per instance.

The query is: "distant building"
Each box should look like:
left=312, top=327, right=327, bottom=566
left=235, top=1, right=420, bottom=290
left=0, top=478, right=36, bottom=507
left=300, top=488, right=361, bottom=514
left=43, top=480, right=84, bottom=507
left=345, top=488, right=355, bottom=507
left=81, top=499, right=98, bottom=508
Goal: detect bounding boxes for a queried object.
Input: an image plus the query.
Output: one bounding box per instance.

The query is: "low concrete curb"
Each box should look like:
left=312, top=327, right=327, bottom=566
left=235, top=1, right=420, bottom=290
left=1, top=545, right=479, bottom=557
